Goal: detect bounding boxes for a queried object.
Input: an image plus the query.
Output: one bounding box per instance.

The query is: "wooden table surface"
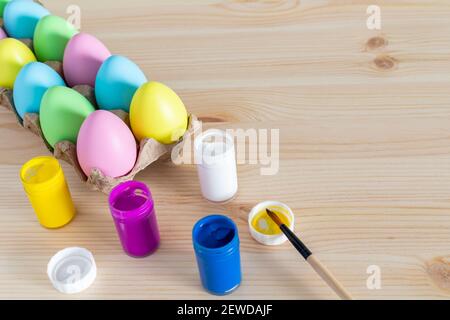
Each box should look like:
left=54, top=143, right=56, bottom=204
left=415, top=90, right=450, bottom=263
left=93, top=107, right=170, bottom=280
left=1, top=0, right=450, bottom=300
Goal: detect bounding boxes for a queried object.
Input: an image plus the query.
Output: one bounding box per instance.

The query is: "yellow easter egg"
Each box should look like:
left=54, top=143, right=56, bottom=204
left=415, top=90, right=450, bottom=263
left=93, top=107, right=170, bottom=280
left=0, top=38, right=36, bottom=89
left=130, top=82, right=188, bottom=144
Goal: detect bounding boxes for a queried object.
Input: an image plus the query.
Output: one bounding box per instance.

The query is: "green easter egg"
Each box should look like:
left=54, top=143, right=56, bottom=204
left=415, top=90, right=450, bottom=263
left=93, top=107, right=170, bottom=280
left=33, top=15, right=78, bottom=62
left=0, top=0, right=11, bottom=18
left=40, top=86, right=95, bottom=148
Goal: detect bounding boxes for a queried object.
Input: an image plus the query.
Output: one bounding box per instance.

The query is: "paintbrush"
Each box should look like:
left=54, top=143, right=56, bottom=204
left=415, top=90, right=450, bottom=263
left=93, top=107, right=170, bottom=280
left=266, top=209, right=353, bottom=300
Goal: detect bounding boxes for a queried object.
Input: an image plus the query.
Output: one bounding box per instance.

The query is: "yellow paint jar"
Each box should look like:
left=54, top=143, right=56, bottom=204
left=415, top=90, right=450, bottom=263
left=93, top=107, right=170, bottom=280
left=20, top=156, right=75, bottom=229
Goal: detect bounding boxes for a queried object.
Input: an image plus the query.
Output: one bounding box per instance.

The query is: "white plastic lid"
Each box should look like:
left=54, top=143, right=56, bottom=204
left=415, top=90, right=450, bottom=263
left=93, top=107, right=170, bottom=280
left=248, top=201, right=295, bottom=246
left=47, top=247, right=97, bottom=294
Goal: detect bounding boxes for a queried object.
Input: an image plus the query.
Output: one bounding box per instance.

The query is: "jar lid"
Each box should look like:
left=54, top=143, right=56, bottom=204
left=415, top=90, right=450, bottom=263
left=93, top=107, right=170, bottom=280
left=248, top=201, right=295, bottom=246
left=47, top=247, right=97, bottom=294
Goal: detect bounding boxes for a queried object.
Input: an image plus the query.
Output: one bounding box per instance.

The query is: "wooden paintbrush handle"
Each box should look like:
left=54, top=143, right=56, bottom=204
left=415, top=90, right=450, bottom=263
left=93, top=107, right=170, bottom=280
left=307, top=254, right=353, bottom=300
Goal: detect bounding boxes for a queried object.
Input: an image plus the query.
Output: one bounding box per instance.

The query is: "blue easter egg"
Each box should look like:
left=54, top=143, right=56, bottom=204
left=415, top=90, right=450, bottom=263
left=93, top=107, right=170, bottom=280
left=4, top=0, right=49, bottom=39
left=13, top=62, right=65, bottom=119
left=95, top=55, right=147, bottom=112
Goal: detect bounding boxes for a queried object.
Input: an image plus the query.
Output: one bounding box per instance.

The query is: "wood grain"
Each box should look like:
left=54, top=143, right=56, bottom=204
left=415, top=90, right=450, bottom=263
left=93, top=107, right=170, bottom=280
left=1, top=0, right=450, bottom=299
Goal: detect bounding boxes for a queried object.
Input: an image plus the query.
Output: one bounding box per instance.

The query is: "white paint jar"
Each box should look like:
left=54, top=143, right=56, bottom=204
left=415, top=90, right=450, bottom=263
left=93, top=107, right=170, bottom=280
left=195, top=129, right=238, bottom=203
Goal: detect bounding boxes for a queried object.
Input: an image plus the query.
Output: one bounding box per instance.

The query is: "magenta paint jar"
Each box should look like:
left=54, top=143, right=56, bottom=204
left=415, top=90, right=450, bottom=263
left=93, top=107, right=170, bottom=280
left=108, top=181, right=160, bottom=258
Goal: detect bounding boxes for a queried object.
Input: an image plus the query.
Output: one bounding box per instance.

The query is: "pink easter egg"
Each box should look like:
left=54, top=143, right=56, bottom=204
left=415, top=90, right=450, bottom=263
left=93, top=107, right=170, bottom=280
left=77, top=110, right=137, bottom=178
left=0, top=28, right=7, bottom=40
left=63, top=33, right=111, bottom=87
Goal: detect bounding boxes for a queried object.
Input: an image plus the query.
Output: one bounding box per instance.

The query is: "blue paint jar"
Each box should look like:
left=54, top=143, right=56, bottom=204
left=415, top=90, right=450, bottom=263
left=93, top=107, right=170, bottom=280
left=192, top=215, right=242, bottom=295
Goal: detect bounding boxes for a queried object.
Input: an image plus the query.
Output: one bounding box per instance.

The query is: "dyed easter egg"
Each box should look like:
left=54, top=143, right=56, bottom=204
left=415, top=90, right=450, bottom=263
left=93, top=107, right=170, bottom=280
left=63, top=33, right=111, bottom=87
left=130, top=82, right=188, bottom=144
left=77, top=110, right=137, bottom=178
left=33, top=15, right=78, bottom=62
left=0, top=38, right=36, bottom=89
left=13, top=62, right=65, bottom=119
left=0, top=0, right=11, bottom=17
left=0, top=27, right=6, bottom=39
left=40, top=86, right=95, bottom=147
left=3, top=0, right=49, bottom=39
left=95, top=55, right=147, bottom=112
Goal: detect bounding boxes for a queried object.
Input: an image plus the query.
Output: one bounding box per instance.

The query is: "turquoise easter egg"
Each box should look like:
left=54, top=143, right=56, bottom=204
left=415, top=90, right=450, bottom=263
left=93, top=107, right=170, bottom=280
left=95, top=55, right=147, bottom=112
left=3, top=0, right=49, bottom=39
left=13, top=62, right=65, bottom=119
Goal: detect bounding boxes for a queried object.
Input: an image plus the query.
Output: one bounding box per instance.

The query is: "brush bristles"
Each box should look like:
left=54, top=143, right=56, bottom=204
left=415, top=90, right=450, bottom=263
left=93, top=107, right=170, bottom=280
left=266, top=209, right=283, bottom=227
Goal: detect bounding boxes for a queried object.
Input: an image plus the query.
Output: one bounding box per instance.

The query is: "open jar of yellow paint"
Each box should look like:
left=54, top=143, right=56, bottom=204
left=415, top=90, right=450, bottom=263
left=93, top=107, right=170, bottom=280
left=248, top=201, right=295, bottom=246
left=20, top=156, right=75, bottom=229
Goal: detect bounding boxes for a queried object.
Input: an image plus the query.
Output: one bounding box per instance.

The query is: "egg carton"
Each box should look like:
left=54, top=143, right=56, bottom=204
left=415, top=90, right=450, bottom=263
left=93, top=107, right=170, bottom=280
left=0, top=82, right=201, bottom=194
left=1, top=2, right=202, bottom=194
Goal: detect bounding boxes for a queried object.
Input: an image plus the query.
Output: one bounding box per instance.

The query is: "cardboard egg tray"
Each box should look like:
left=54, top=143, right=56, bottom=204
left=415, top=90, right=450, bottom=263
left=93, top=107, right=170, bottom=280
left=1, top=5, right=201, bottom=194
left=0, top=40, right=201, bottom=195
